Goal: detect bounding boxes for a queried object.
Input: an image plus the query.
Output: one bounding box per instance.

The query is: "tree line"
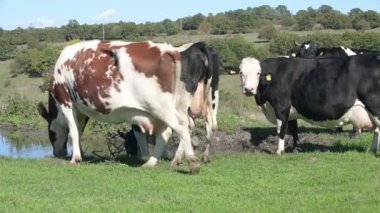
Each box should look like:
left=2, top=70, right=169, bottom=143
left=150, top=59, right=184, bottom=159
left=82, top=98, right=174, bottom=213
left=1, top=4, right=380, bottom=87
left=1, top=4, right=380, bottom=46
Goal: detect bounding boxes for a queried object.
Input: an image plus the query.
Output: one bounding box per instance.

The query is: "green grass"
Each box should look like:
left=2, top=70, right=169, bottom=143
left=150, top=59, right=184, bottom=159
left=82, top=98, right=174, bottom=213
left=0, top=151, right=379, bottom=212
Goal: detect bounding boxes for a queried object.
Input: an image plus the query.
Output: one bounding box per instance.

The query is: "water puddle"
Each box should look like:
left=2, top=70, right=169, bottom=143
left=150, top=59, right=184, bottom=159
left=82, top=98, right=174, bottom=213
left=0, top=129, right=53, bottom=158
left=0, top=128, right=118, bottom=159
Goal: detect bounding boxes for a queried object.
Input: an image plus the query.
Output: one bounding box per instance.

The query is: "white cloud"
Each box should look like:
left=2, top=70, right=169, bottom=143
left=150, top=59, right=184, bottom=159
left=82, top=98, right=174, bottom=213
left=94, top=9, right=117, bottom=21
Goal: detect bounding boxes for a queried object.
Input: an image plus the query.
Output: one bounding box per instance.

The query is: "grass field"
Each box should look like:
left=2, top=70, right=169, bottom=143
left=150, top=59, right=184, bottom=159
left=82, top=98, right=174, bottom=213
left=1, top=149, right=379, bottom=212
left=0, top=60, right=45, bottom=105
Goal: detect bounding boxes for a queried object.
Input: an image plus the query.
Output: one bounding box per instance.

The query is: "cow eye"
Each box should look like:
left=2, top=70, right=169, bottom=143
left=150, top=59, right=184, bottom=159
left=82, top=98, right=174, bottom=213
left=257, top=72, right=261, bottom=76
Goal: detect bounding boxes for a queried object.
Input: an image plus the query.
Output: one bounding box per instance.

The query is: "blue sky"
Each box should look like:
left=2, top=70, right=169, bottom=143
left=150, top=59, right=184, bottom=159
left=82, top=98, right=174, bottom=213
left=0, top=0, right=379, bottom=30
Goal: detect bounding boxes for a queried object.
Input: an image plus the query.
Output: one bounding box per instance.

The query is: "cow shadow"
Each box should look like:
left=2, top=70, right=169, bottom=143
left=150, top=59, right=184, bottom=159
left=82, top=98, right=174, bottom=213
left=81, top=154, right=146, bottom=167
left=242, top=126, right=368, bottom=154
left=81, top=154, right=194, bottom=175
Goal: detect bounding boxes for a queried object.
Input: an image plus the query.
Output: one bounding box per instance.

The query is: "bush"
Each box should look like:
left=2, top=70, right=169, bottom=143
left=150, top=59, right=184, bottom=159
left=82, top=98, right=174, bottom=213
left=209, top=36, right=272, bottom=71
left=350, top=32, right=380, bottom=50
left=269, top=32, right=302, bottom=55
left=0, top=39, right=16, bottom=60
left=10, top=44, right=61, bottom=77
left=0, top=94, right=38, bottom=126
left=258, top=25, right=277, bottom=40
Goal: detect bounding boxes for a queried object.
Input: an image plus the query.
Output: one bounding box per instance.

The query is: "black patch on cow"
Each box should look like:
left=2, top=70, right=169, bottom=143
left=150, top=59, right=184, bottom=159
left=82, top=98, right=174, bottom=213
left=180, top=42, right=213, bottom=94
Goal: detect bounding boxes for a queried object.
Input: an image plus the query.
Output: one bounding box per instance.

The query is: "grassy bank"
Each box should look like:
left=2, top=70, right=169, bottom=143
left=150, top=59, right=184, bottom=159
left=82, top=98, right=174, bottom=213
left=1, top=149, right=379, bottom=212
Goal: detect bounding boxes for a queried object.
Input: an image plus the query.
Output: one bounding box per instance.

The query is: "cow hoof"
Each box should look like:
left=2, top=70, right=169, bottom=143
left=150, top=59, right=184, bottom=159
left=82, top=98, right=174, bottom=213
left=276, top=150, right=283, bottom=155
left=201, top=155, right=211, bottom=163
left=70, top=159, right=81, bottom=164
left=293, top=146, right=302, bottom=153
left=170, top=156, right=183, bottom=168
left=70, top=155, right=82, bottom=164
left=349, top=133, right=360, bottom=139
left=370, top=148, right=378, bottom=155
left=142, top=157, right=158, bottom=168
left=187, top=155, right=200, bottom=175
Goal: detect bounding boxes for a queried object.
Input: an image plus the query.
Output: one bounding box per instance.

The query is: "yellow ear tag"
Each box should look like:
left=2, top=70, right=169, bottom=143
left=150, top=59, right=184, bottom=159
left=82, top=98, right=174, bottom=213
left=319, top=51, right=324, bottom=56
left=266, top=74, right=272, bottom=81
left=291, top=53, right=296, bottom=57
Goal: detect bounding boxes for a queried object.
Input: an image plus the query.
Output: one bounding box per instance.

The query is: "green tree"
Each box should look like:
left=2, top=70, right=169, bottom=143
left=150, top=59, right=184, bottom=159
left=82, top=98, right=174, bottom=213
left=295, top=10, right=315, bottom=30
left=364, top=10, right=380, bottom=28
left=161, top=19, right=180, bottom=36
left=0, top=39, right=16, bottom=60
left=63, top=19, right=80, bottom=40
left=120, top=22, right=141, bottom=39
left=10, top=45, right=60, bottom=77
left=210, top=18, right=233, bottom=35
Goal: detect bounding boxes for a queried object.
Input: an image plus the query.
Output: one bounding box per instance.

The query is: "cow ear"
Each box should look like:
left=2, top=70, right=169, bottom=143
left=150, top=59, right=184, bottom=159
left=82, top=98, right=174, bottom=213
left=37, top=102, right=49, bottom=121
left=260, top=73, right=273, bottom=85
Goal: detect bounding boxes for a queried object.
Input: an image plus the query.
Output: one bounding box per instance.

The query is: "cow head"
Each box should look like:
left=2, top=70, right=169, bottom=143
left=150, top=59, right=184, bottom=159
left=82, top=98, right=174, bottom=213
left=239, top=57, right=261, bottom=96
left=289, top=41, right=318, bottom=57
left=37, top=93, right=68, bottom=158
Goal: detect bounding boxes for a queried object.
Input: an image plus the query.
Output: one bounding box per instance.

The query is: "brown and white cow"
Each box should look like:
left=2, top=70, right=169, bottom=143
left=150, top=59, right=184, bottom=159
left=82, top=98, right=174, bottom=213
left=38, top=40, right=216, bottom=174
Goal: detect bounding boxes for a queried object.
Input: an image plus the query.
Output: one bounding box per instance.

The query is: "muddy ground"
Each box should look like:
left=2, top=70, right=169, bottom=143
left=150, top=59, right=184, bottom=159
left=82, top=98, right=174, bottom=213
left=108, top=120, right=364, bottom=161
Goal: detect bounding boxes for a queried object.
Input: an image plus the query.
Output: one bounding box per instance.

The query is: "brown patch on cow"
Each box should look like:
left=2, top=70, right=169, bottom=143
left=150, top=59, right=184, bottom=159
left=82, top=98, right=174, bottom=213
left=60, top=41, right=124, bottom=114
left=51, top=83, right=71, bottom=108
left=126, top=42, right=179, bottom=93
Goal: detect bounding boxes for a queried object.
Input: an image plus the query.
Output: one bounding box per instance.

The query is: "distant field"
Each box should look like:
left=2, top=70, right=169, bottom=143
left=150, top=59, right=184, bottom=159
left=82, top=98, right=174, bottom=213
left=0, top=60, right=46, bottom=106
left=148, top=32, right=260, bottom=45
left=147, top=28, right=380, bottom=45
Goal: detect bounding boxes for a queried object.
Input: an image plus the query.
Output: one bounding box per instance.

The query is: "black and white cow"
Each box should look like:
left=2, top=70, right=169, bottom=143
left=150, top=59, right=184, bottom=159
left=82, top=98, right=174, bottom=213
left=38, top=40, right=217, bottom=174
left=290, top=41, right=380, bottom=58
left=289, top=41, right=378, bottom=135
left=240, top=55, right=380, bottom=155
left=132, top=43, right=220, bottom=166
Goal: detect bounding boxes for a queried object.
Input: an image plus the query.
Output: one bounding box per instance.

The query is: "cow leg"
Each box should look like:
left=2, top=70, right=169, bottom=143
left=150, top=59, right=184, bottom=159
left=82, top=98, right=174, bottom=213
left=172, top=141, right=184, bottom=166
left=276, top=119, right=288, bottom=155
left=170, top=122, right=199, bottom=174
left=288, top=120, right=301, bottom=153
left=142, top=127, right=172, bottom=168
left=77, top=114, right=89, bottom=156
left=202, top=114, right=214, bottom=163
left=132, top=125, right=149, bottom=158
left=371, top=127, right=380, bottom=154
left=274, top=106, right=290, bottom=155
left=61, top=105, right=81, bottom=164
left=157, top=104, right=199, bottom=173
left=362, top=114, right=380, bottom=154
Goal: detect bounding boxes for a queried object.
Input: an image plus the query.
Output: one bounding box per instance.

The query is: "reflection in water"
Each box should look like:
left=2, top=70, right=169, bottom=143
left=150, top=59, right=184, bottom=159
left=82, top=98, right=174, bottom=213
left=0, top=129, right=110, bottom=159
left=0, top=129, right=54, bottom=158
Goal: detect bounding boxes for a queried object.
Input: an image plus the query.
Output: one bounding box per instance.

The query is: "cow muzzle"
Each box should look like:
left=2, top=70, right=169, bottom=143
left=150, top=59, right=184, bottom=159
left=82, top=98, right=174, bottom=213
left=244, top=87, right=255, bottom=96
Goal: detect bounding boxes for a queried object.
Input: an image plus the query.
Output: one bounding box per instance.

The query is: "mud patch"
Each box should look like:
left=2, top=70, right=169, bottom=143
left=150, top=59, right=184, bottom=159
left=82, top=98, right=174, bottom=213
left=115, top=124, right=364, bottom=160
